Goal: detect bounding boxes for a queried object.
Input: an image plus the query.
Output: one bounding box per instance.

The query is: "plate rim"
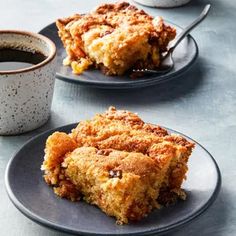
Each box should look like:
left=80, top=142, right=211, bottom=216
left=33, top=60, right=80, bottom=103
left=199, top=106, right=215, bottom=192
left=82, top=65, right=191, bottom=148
left=39, top=21, right=199, bottom=89
left=5, top=123, right=221, bottom=236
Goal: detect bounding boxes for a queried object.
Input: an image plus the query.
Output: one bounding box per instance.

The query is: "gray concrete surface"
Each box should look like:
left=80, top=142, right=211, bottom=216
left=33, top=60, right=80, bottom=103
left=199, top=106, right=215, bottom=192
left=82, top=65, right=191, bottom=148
left=0, top=0, right=235, bottom=235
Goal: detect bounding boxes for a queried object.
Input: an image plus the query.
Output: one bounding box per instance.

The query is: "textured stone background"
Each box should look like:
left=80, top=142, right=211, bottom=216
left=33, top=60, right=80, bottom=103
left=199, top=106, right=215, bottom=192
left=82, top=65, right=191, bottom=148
left=0, top=0, right=235, bottom=235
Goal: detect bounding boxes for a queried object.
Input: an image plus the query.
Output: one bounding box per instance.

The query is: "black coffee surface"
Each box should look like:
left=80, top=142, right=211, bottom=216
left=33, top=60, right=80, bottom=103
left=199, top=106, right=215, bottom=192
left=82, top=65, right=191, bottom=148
left=0, top=48, right=46, bottom=71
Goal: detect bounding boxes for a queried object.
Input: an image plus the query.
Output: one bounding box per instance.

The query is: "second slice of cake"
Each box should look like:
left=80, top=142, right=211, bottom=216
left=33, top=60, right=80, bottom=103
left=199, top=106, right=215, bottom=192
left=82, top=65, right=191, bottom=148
left=56, top=2, right=176, bottom=75
left=42, top=132, right=175, bottom=224
left=42, top=107, right=195, bottom=224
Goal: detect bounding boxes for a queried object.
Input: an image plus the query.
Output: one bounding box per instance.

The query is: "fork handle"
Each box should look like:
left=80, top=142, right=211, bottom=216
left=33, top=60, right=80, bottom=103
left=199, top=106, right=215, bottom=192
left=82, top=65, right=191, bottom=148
left=170, top=4, right=211, bottom=52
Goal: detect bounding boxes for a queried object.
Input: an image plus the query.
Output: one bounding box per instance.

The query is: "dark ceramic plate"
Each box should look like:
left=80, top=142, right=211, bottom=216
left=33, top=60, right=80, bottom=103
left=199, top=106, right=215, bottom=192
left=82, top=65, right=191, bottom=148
left=5, top=123, right=221, bottom=235
left=39, top=22, right=198, bottom=89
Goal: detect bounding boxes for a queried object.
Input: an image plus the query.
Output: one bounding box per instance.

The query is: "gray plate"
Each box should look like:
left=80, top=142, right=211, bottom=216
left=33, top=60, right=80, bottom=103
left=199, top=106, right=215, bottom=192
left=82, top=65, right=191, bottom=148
left=5, top=123, right=221, bottom=236
left=39, top=22, right=198, bottom=89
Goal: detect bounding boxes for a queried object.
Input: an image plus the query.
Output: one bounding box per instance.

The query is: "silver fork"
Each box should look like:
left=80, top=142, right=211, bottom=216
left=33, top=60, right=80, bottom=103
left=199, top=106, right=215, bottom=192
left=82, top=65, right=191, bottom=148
left=132, top=4, right=211, bottom=75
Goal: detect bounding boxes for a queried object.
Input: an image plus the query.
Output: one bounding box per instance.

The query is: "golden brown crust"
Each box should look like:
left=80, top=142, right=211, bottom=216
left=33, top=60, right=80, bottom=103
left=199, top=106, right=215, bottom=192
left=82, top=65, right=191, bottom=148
left=42, top=107, right=195, bottom=224
left=43, top=132, right=77, bottom=172
left=56, top=2, right=176, bottom=75
left=70, top=107, right=194, bottom=192
left=41, top=132, right=81, bottom=201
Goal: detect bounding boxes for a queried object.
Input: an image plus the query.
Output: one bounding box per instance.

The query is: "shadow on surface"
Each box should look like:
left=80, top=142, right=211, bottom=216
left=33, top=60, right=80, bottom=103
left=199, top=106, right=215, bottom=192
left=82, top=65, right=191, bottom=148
left=185, top=0, right=210, bottom=7
left=165, top=186, right=229, bottom=236
left=0, top=111, right=66, bottom=159
left=69, top=57, right=206, bottom=106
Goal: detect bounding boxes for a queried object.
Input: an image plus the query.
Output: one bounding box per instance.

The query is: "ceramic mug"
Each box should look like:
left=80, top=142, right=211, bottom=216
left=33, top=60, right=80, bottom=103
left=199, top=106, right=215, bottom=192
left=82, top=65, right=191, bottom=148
left=134, top=0, right=192, bottom=8
left=0, top=30, right=56, bottom=135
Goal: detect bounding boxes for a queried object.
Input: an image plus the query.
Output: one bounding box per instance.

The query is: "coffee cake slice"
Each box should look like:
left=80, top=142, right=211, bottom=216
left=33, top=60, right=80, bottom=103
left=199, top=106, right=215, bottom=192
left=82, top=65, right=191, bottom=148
left=70, top=107, right=194, bottom=200
left=56, top=2, right=176, bottom=75
left=42, top=107, right=194, bottom=224
left=42, top=133, right=174, bottom=224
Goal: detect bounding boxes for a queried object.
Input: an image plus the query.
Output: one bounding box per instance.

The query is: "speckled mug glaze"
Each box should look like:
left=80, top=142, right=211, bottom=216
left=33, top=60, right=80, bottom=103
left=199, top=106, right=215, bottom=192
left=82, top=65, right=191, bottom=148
left=0, top=31, right=56, bottom=135
left=134, top=0, right=192, bottom=8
